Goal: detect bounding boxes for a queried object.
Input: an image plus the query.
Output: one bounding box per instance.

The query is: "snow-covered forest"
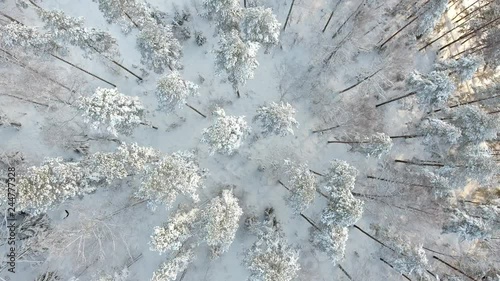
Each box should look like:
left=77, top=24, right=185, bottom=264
left=0, top=0, right=499, bottom=280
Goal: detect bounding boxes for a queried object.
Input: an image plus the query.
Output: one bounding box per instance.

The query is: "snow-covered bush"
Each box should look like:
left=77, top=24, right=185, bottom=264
left=0, top=22, right=64, bottom=56
left=350, top=132, right=393, bottom=158
left=434, top=56, right=481, bottom=82
left=214, top=30, right=260, bottom=92
left=450, top=105, right=499, bottom=144
left=442, top=208, right=491, bottom=241
left=202, top=189, right=243, bottom=257
left=77, top=88, right=145, bottom=136
left=322, top=159, right=358, bottom=193
left=240, top=7, right=281, bottom=47
left=203, top=0, right=241, bottom=31
left=156, top=71, right=199, bottom=111
left=137, top=23, right=182, bottom=73
left=283, top=159, right=316, bottom=213
left=254, top=102, right=299, bottom=136
left=321, top=192, right=364, bottom=227
left=311, top=226, right=348, bottom=265
left=406, top=70, right=456, bottom=110
left=17, top=158, right=93, bottom=215
left=151, top=249, right=195, bottom=281
left=137, top=151, right=207, bottom=209
left=150, top=208, right=201, bottom=254
left=201, top=108, right=250, bottom=155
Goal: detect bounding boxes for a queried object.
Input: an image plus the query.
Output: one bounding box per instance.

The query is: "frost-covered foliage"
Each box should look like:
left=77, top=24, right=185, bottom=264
left=137, top=151, right=207, bottom=209
left=137, top=23, right=182, bottom=73
left=322, top=159, right=359, bottom=193
left=406, top=70, right=456, bottom=110
left=244, top=221, right=300, bottom=281
left=311, top=226, right=348, bottom=265
left=450, top=105, right=499, bottom=144
left=92, top=0, right=153, bottom=33
left=38, top=9, right=119, bottom=59
left=150, top=208, right=200, bottom=254
left=282, top=159, right=316, bottom=213
left=450, top=144, right=498, bottom=186
left=17, top=158, right=94, bottom=215
left=321, top=192, right=364, bottom=227
left=77, top=88, right=145, bottom=136
left=414, top=0, right=448, bottom=37
left=201, top=108, right=250, bottom=155
left=435, top=56, right=481, bottom=82
left=254, top=102, right=298, bottom=136
left=350, top=133, right=393, bottom=158
left=151, top=249, right=195, bottom=281
left=442, top=208, right=491, bottom=241
left=156, top=71, right=199, bottom=111
left=203, top=0, right=241, bottom=31
left=421, top=169, right=454, bottom=199
left=214, top=30, right=260, bottom=91
left=418, top=118, right=461, bottom=146
left=0, top=22, right=64, bottom=56
left=97, top=267, right=129, bottom=281
left=371, top=224, right=430, bottom=278
left=116, top=142, right=161, bottom=171
left=240, top=7, right=281, bottom=47
left=202, top=189, right=243, bottom=257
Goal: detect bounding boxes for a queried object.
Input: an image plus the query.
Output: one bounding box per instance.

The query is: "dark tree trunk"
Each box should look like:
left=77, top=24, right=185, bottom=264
left=338, top=265, right=353, bottom=280
left=450, top=0, right=483, bottom=21
left=454, top=0, right=492, bottom=24
left=309, top=169, right=324, bottom=176
left=375, top=92, right=416, bottom=108
left=432, top=256, right=477, bottom=281
left=244, top=0, right=247, bottom=8
left=394, top=159, right=445, bottom=167
left=1, top=93, right=49, bottom=107
left=332, top=0, right=364, bottom=39
left=379, top=15, right=420, bottom=49
left=389, top=134, right=424, bottom=139
left=140, top=122, right=158, bottom=130
left=322, top=11, right=335, bottom=33
left=420, top=18, right=470, bottom=50
left=431, top=94, right=500, bottom=113
left=380, top=258, right=412, bottom=281
left=327, top=140, right=362, bottom=144
left=300, top=213, right=320, bottom=231
left=185, top=103, right=207, bottom=118
left=366, top=175, right=432, bottom=188
left=112, top=61, right=143, bottom=81
left=312, top=125, right=340, bottom=134
left=439, top=16, right=500, bottom=52
left=236, top=90, right=241, bottom=98
left=337, top=68, right=383, bottom=94
left=124, top=12, right=140, bottom=28
left=50, top=54, right=117, bottom=87
left=353, top=225, right=396, bottom=251
left=283, top=0, right=296, bottom=31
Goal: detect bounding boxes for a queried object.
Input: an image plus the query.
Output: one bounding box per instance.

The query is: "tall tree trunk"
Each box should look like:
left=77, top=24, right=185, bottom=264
left=283, top=0, right=296, bottom=31
left=312, top=125, right=340, bottom=134
left=420, top=17, right=470, bottom=50
left=0, top=93, right=49, bottom=107
left=379, top=15, right=420, bottom=49
left=394, top=159, right=445, bottom=167
left=337, top=265, right=353, bottom=280
left=438, top=16, right=500, bottom=52
left=244, top=0, right=247, bottom=8
left=185, top=103, right=207, bottom=118
left=389, top=134, right=424, bottom=139
left=327, top=140, right=363, bottom=144
left=366, top=175, right=432, bottom=188
left=353, top=225, right=396, bottom=251
left=454, top=0, right=493, bottom=24
left=309, top=169, right=324, bottom=176
left=450, top=0, right=482, bottom=21
left=322, top=11, right=335, bottom=33
left=432, top=256, right=477, bottom=281
left=337, top=68, right=382, bottom=94
left=111, top=61, right=143, bottom=81
left=50, top=54, right=117, bottom=87
left=432, top=94, right=500, bottom=113
left=140, top=122, right=158, bottom=130
left=300, top=213, right=320, bottom=231
left=332, top=0, right=364, bottom=39
left=375, top=92, right=416, bottom=108
left=380, top=258, right=412, bottom=281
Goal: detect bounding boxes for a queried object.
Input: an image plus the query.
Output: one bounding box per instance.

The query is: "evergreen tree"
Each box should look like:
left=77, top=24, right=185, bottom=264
left=240, top=7, right=281, bottom=47
left=434, top=55, right=481, bottom=82
left=201, top=108, right=250, bottom=155
left=350, top=133, right=393, bottom=158
left=202, top=189, right=243, bottom=257
left=203, top=0, right=241, bottom=32
left=254, top=102, right=299, bottom=136
left=321, top=191, right=364, bottom=227
left=414, top=0, right=449, bottom=38
left=156, top=71, right=199, bottom=111
left=77, top=88, right=145, bottom=136
left=151, top=249, right=195, bottom=281
left=137, top=151, right=207, bottom=210
left=311, top=225, right=348, bottom=265
left=214, top=30, right=260, bottom=96
left=136, top=23, right=182, bottom=73
left=0, top=22, right=65, bottom=57
left=442, top=208, right=491, bottom=241
left=406, top=70, right=456, bottom=110
left=418, top=118, right=462, bottom=146
left=282, top=159, right=316, bottom=214
left=450, top=105, right=499, bottom=144
left=322, top=159, right=359, bottom=193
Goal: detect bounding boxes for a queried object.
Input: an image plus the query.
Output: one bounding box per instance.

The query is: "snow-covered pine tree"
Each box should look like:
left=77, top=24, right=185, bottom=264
left=244, top=221, right=300, bottom=281
left=38, top=9, right=120, bottom=59
left=254, top=102, right=298, bottom=136
left=136, top=151, right=207, bottom=210
left=17, top=158, right=94, bottom=215
left=322, top=159, right=359, bottom=194
left=282, top=159, right=316, bottom=214
left=240, top=7, right=281, bottom=48
left=406, top=70, right=456, bottom=110
left=201, top=108, right=250, bottom=155
left=450, top=105, right=499, bottom=144
left=92, top=0, right=152, bottom=33
left=451, top=144, right=497, bottom=186
left=150, top=208, right=201, bottom=254
left=202, top=189, right=243, bottom=257
left=311, top=225, right=348, bottom=265
left=421, top=169, right=454, bottom=199
left=151, top=248, right=195, bottom=281
left=214, top=30, right=260, bottom=97
left=156, top=71, right=199, bottom=111
left=414, top=0, right=448, bottom=38
left=442, top=208, right=491, bottom=241
left=0, top=22, right=65, bottom=57
left=321, top=191, right=364, bottom=227
left=418, top=118, right=462, bottom=146
left=350, top=132, right=393, bottom=158
left=136, top=22, right=182, bottom=73
left=77, top=87, right=145, bottom=136
left=434, top=56, right=481, bottom=82
left=203, top=0, right=241, bottom=32
left=116, top=142, right=161, bottom=171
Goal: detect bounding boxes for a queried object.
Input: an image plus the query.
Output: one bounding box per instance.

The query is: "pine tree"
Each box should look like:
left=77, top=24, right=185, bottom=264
left=136, top=151, right=207, bottom=210
left=311, top=225, right=348, bottom=265
left=92, top=0, right=151, bottom=33
left=450, top=105, right=499, bottom=144
left=156, top=71, right=199, bottom=111
left=150, top=208, right=201, bottom=254
left=240, top=7, right=281, bottom=47
left=442, top=208, right=491, bottom=240
left=0, top=22, right=65, bottom=57
left=322, top=159, right=359, bottom=194
left=321, top=191, right=364, bottom=227
left=151, top=249, right=195, bottom=281
left=201, top=108, right=250, bottom=155
left=136, top=22, right=182, bottom=73
left=38, top=9, right=120, bottom=59
left=202, top=189, right=243, bottom=257
left=414, top=0, right=449, bottom=38
left=434, top=55, right=481, bottom=82
left=421, top=169, right=454, bottom=199
left=451, top=144, right=497, bottom=186
left=203, top=0, right=242, bottom=32
left=418, top=118, right=462, bottom=146
left=350, top=133, right=393, bottom=158
left=214, top=30, right=260, bottom=97
left=282, top=159, right=316, bottom=214
left=406, top=70, right=456, bottom=110
left=254, top=102, right=299, bottom=136
left=77, top=88, right=145, bottom=136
